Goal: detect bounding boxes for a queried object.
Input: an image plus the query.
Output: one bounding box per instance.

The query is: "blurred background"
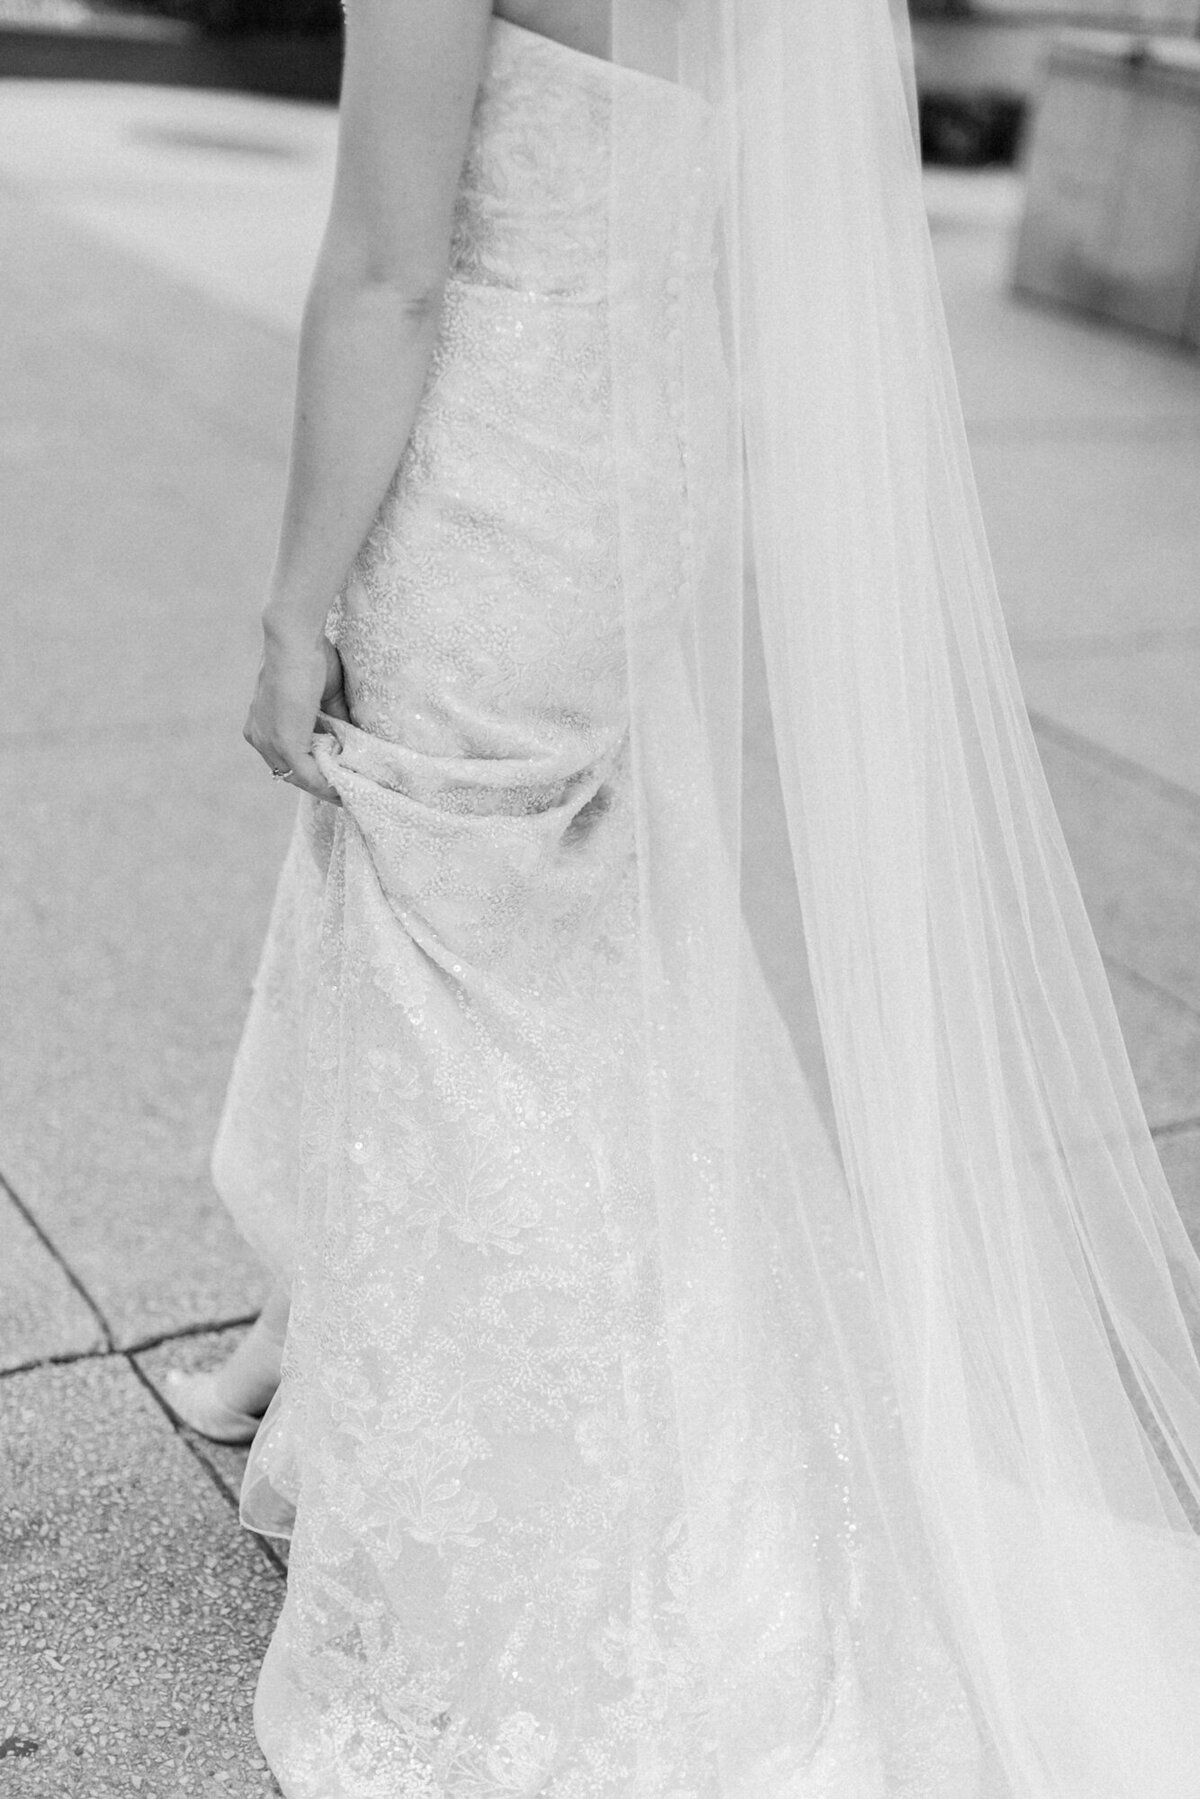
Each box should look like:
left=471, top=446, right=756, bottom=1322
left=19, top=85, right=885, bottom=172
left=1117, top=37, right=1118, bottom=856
left=1, top=4, right=1198, bottom=1795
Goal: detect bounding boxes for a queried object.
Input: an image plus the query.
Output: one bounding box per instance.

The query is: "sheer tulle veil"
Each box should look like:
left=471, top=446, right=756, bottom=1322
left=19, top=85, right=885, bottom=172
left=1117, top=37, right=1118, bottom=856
left=608, top=0, right=1200, bottom=1790
left=216, top=2, right=1200, bottom=1786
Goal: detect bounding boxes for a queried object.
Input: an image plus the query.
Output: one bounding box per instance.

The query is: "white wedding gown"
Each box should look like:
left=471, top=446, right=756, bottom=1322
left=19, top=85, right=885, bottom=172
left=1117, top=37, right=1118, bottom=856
left=212, top=17, right=1200, bottom=1799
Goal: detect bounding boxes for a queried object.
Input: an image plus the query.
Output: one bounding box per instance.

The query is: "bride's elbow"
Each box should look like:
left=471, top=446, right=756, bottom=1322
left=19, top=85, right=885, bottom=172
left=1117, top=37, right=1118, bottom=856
left=310, top=241, right=448, bottom=320
left=362, top=271, right=447, bottom=321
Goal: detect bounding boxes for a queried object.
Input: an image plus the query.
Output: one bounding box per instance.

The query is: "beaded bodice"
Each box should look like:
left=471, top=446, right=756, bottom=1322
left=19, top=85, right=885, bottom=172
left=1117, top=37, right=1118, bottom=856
left=320, top=19, right=723, bottom=773
left=218, top=16, right=992, bottom=1799
left=449, top=20, right=709, bottom=301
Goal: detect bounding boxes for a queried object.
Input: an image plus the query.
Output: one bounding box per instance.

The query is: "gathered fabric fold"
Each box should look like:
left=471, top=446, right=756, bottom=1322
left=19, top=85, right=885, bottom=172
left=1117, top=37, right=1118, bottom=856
left=214, top=7, right=1200, bottom=1791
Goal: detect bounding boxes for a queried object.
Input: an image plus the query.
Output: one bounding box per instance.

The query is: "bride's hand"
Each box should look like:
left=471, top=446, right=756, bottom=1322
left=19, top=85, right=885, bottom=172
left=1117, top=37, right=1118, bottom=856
left=243, top=626, right=350, bottom=806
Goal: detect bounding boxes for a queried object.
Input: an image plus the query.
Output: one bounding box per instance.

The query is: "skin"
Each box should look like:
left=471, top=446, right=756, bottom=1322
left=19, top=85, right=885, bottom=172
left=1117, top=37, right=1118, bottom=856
left=494, top=0, right=611, bottom=56
left=230, top=0, right=613, bottom=1413
left=243, top=0, right=611, bottom=802
left=200, top=1272, right=291, bottom=1420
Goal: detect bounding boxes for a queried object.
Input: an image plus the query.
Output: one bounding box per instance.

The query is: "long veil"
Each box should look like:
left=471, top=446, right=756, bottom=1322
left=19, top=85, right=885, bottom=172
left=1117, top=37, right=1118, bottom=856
left=217, top=3, right=1200, bottom=1789
left=609, top=0, right=1200, bottom=1791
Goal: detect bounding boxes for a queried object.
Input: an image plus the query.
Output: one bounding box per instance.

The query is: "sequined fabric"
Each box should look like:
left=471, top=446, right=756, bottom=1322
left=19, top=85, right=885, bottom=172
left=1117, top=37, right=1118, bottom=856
left=213, top=20, right=984, bottom=1798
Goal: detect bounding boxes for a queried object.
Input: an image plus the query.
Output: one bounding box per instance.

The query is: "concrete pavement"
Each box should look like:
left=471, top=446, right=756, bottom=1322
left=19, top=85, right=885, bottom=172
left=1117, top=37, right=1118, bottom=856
left=0, top=83, right=323, bottom=1797
left=1, top=80, right=1198, bottom=1796
left=924, top=165, right=1200, bottom=1213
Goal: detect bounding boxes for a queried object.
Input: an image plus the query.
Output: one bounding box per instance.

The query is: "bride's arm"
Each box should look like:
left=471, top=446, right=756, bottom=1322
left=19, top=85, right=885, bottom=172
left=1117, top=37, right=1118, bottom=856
left=245, top=0, right=491, bottom=798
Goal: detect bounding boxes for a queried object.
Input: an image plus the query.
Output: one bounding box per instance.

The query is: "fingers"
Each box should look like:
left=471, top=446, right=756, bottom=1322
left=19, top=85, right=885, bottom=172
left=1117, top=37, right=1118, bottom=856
left=243, top=723, right=342, bottom=807
left=277, top=754, right=342, bottom=806
left=243, top=634, right=348, bottom=803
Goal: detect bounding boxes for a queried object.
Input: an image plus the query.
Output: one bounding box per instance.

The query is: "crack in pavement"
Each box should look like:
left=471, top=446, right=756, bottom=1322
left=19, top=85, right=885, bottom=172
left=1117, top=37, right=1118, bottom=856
left=0, top=1312, right=261, bottom=1382
left=124, top=1352, right=288, bottom=1580
left=1151, top=1116, right=1200, bottom=1143
left=1030, top=709, right=1200, bottom=823
left=0, top=1169, right=114, bottom=1354
left=0, top=1185, right=281, bottom=1570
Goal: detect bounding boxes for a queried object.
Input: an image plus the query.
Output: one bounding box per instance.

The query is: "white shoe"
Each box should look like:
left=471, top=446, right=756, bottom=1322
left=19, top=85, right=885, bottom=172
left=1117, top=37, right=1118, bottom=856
left=162, top=1368, right=265, bottom=1445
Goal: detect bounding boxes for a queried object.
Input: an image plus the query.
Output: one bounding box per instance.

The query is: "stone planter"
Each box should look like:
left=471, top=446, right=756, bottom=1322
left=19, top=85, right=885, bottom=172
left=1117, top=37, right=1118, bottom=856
left=1013, top=30, right=1200, bottom=350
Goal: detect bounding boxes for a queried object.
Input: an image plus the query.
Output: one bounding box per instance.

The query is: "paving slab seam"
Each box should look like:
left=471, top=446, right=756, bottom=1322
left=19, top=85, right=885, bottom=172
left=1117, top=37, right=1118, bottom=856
left=0, top=1312, right=260, bottom=1382
left=0, top=1170, right=113, bottom=1352
left=123, top=1352, right=289, bottom=1581
left=2, top=1338, right=289, bottom=1574
left=1103, top=953, right=1200, bottom=1033
left=1149, top=1116, right=1200, bottom=1144
left=1, top=1344, right=127, bottom=1381
left=123, top=1312, right=260, bottom=1358
left=1030, top=710, right=1200, bottom=819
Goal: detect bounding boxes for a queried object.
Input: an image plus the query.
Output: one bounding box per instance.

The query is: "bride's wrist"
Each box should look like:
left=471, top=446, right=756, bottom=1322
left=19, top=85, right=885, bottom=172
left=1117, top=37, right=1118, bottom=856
left=260, top=597, right=330, bottom=654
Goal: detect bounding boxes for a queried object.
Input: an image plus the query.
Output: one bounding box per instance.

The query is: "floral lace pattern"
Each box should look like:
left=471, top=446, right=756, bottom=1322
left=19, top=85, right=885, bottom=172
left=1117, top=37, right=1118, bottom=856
left=214, top=19, right=986, bottom=1799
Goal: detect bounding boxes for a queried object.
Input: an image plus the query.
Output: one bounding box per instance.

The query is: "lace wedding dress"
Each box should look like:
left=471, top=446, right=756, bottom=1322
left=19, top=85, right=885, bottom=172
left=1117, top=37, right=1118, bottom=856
left=215, top=20, right=967, bottom=1794
left=213, top=14, right=1200, bottom=1798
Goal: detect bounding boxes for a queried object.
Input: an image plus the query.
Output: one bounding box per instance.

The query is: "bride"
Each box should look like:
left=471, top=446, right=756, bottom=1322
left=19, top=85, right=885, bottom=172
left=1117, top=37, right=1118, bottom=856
left=167, top=0, right=1200, bottom=1792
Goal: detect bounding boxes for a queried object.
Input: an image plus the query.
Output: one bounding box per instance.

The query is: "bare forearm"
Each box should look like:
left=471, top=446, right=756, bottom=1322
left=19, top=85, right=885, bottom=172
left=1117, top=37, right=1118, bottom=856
left=241, top=0, right=487, bottom=801
left=263, top=263, right=443, bottom=646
